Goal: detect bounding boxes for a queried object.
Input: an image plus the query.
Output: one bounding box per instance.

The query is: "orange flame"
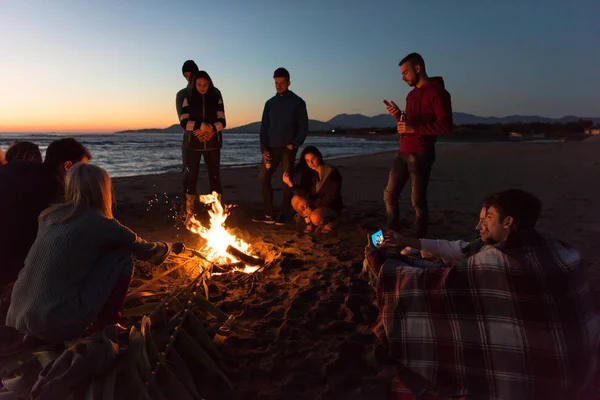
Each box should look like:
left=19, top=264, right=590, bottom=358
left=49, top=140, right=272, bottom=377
left=186, top=192, right=259, bottom=274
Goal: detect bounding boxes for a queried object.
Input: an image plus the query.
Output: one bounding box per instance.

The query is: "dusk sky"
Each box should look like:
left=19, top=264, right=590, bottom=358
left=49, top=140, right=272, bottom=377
left=0, top=0, right=598, bottom=133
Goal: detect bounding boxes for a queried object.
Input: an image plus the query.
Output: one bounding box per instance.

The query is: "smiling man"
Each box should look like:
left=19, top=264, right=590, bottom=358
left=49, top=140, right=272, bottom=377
left=379, top=197, right=491, bottom=264
left=364, top=189, right=600, bottom=399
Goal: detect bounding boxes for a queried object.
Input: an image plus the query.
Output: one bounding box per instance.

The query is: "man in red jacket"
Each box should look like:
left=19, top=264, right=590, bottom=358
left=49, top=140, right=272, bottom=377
left=384, top=53, right=453, bottom=252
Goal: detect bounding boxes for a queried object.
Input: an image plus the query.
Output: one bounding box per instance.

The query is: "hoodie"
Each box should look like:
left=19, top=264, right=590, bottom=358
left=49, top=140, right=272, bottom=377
left=179, top=71, right=227, bottom=151
left=401, top=77, right=453, bottom=154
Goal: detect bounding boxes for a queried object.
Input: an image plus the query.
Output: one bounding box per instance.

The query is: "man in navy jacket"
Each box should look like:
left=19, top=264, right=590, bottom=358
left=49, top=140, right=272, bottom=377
left=253, top=67, right=309, bottom=225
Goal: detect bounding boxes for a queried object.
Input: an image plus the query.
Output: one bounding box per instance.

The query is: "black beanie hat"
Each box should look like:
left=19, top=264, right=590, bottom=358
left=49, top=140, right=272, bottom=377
left=182, top=60, right=199, bottom=75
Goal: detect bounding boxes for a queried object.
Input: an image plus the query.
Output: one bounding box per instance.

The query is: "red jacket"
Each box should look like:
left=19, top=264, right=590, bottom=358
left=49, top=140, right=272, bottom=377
left=400, top=77, right=453, bottom=154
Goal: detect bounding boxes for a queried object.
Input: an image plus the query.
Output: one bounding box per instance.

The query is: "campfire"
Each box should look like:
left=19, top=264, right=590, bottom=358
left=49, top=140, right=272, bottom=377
left=186, top=192, right=262, bottom=275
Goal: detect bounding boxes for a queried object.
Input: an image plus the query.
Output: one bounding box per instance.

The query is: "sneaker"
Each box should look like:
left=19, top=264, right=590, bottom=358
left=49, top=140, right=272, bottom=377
left=400, top=246, right=421, bottom=257
left=274, top=214, right=290, bottom=226
left=252, top=214, right=275, bottom=224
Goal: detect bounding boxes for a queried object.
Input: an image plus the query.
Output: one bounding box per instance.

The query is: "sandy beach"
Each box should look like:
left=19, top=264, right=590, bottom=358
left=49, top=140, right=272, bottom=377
left=113, top=138, right=600, bottom=399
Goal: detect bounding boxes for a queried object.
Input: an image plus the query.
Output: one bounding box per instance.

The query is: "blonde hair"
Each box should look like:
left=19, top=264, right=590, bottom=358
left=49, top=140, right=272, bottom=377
left=40, top=163, right=114, bottom=224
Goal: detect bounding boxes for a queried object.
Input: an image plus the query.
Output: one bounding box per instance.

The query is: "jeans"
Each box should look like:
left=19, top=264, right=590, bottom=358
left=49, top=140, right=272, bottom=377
left=383, top=150, right=435, bottom=237
left=258, top=147, right=297, bottom=216
left=182, top=147, right=222, bottom=195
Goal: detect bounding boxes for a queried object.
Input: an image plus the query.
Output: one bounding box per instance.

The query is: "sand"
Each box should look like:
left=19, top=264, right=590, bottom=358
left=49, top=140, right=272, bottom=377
left=113, top=138, right=600, bottom=399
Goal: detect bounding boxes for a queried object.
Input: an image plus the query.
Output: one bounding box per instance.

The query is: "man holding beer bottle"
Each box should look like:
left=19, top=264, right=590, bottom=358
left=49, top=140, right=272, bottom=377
left=253, top=67, right=309, bottom=225
left=383, top=53, right=453, bottom=254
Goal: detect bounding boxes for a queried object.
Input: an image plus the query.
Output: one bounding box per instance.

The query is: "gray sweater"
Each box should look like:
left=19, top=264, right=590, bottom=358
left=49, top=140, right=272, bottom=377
left=6, top=207, right=170, bottom=342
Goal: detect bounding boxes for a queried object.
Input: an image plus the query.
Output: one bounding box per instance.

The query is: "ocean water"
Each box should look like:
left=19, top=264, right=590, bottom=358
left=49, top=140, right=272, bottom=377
left=0, top=132, right=399, bottom=177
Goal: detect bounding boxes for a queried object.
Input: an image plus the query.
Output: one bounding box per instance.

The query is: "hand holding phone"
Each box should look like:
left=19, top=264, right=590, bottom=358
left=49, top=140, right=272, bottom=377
left=371, top=229, right=384, bottom=247
left=383, top=100, right=401, bottom=119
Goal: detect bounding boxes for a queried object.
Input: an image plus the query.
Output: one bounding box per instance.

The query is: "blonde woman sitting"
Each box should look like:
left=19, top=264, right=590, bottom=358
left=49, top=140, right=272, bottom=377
left=6, top=163, right=184, bottom=343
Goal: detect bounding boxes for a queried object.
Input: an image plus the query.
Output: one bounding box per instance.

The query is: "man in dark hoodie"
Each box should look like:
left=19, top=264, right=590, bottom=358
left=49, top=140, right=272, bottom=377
left=176, top=60, right=200, bottom=120
left=253, top=67, right=309, bottom=225
left=384, top=53, right=453, bottom=254
left=0, top=138, right=91, bottom=319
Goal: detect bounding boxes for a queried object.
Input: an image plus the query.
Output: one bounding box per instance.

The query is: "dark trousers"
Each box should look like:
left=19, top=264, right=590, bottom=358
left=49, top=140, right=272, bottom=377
left=88, top=272, right=132, bottom=333
left=259, top=147, right=297, bottom=216
left=383, top=150, right=435, bottom=237
left=182, top=147, right=222, bottom=195
left=85, top=253, right=134, bottom=335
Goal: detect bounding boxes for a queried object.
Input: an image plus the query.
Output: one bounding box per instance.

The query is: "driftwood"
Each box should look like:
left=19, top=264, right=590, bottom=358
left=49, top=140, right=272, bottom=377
left=226, top=245, right=265, bottom=266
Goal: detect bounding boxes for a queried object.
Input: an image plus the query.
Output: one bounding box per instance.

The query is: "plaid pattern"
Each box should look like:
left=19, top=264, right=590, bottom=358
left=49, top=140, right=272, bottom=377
left=371, top=230, right=600, bottom=399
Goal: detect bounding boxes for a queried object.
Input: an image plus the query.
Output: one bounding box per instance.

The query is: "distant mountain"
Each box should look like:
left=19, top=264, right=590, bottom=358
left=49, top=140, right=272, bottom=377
left=225, top=119, right=333, bottom=133
left=115, top=113, right=600, bottom=134
left=452, top=113, right=600, bottom=125
left=327, top=113, right=600, bottom=128
left=116, top=124, right=181, bottom=134
left=327, top=113, right=396, bottom=128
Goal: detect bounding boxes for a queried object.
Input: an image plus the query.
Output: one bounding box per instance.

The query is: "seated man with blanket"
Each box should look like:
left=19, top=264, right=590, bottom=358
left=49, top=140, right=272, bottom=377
left=364, top=189, right=600, bottom=399
left=391, top=197, right=492, bottom=263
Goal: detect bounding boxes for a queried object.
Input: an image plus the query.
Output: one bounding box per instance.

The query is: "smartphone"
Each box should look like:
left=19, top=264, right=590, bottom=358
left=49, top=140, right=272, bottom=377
left=383, top=99, right=392, bottom=107
left=371, top=229, right=384, bottom=247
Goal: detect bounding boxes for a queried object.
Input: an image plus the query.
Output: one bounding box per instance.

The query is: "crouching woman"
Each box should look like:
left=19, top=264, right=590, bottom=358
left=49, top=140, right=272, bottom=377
left=6, top=163, right=182, bottom=343
left=282, top=146, right=343, bottom=233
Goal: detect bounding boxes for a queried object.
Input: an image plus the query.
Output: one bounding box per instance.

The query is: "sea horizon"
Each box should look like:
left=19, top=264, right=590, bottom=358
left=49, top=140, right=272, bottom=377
left=0, top=132, right=400, bottom=178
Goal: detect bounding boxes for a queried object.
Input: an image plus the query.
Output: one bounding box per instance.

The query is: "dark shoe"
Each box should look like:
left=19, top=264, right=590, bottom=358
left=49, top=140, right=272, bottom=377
left=274, top=214, right=290, bottom=226
left=252, top=214, right=275, bottom=224
left=319, top=222, right=334, bottom=233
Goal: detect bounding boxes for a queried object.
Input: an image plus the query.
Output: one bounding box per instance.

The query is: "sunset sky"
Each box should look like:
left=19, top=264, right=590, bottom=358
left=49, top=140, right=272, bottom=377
left=0, top=0, right=598, bottom=133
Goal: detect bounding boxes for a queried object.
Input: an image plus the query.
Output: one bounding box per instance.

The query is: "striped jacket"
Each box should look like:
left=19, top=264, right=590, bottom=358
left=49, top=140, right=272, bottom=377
left=365, top=230, right=600, bottom=399
left=179, top=87, right=226, bottom=151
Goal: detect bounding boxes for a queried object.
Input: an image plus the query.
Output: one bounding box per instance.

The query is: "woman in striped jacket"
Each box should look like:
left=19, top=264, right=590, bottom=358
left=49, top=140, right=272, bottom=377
left=178, top=71, right=226, bottom=221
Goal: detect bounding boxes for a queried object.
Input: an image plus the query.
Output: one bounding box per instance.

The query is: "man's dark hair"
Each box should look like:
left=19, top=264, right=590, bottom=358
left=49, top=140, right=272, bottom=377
left=44, top=138, right=92, bottom=169
left=182, top=60, right=199, bottom=75
left=273, top=67, right=290, bottom=81
left=399, top=52, right=426, bottom=71
left=486, top=189, right=542, bottom=230
left=5, top=141, right=42, bottom=163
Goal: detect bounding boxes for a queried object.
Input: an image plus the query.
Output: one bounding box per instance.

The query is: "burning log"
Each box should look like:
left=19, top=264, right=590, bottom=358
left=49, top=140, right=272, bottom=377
left=185, top=192, right=264, bottom=274
left=226, top=245, right=265, bottom=266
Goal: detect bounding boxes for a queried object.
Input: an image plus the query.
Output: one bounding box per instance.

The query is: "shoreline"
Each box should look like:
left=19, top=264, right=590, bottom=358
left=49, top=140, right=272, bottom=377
left=110, top=149, right=404, bottom=179
left=112, top=149, right=401, bottom=205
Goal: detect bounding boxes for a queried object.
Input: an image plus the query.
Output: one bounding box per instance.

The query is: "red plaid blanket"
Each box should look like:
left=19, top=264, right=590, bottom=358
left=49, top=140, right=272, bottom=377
left=368, top=230, right=600, bottom=399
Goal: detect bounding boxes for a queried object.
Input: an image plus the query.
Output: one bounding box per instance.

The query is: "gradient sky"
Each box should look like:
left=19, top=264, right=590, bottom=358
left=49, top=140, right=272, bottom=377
left=0, top=0, right=598, bottom=133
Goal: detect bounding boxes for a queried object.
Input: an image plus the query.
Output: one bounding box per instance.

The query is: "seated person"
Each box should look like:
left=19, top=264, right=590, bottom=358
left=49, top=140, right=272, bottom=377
left=6, top=163, right=184, bottom=343
left=5, top=140, right=42, bottom=163
left=390, top=198, right=491, bottom=263
left=0, top=138, right=91, bottom=288
left=282, top=146, right=343, bottom=233
left=364, top=189, right=600, bottom=399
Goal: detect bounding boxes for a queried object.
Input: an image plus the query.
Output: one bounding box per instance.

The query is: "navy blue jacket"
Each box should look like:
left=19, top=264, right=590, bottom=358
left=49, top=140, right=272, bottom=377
left=259, top=90, right=308, bottom=151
